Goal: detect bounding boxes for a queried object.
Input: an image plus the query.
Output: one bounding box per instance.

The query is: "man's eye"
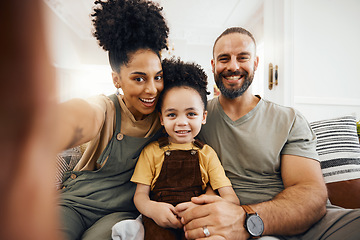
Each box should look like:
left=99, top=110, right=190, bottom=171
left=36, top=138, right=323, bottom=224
left=219, top=58, right=228, bottom=62
left=238, top=56, right=250, bottom=62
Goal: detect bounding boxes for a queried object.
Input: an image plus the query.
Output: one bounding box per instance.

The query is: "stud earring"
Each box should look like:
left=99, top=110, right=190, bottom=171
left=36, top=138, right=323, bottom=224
left=116, top=88, right=120, bottom=95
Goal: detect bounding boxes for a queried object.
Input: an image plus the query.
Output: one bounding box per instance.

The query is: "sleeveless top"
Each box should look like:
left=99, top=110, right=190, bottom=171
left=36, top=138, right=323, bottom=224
left=60, top=94, right=163, bottom=214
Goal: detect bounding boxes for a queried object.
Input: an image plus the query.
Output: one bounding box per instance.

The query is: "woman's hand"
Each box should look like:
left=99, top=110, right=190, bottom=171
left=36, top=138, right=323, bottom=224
left=178, top=195, right=249, bottom=240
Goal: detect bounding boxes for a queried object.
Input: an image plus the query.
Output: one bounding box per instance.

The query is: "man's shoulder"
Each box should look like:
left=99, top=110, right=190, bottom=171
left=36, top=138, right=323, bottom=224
left=261, top=98, right=297, bottom=116
left=207, top=97, right=218, bottom=109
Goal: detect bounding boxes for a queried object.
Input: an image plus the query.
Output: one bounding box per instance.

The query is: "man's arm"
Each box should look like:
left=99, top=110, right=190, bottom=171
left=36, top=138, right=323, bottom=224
left=252, top=154, right=328, bottom=235
left=179, top=155, right=328, bottom=239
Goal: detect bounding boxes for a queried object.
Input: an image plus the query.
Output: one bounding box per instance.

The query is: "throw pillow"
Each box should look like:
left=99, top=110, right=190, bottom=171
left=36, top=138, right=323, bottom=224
left=310, top=115, right=360, bottom=208
left=55, top=147, right=82, bottom=190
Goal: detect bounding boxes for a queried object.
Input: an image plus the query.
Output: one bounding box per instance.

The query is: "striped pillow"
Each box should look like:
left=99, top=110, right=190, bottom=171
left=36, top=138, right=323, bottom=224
left=310, top=115, right=360, bottom=208
left=55, top=147, right=82, bottom=190
left=310, top=115, right=360, bottom=183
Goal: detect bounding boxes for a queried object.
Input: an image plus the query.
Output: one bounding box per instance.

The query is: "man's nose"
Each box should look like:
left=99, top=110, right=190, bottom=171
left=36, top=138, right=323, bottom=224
left=228, top=58, right=240, bottom=72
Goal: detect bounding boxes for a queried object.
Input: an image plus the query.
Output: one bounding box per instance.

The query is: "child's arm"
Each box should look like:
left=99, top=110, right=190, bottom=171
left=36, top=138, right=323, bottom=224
left=217, top=186, right=240, bottom=205
left=133, top=183, right=183, bottom=229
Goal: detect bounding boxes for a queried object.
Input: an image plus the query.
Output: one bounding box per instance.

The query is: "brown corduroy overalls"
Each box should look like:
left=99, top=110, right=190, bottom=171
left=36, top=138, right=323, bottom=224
left=142, top=138, right=205, bottom=240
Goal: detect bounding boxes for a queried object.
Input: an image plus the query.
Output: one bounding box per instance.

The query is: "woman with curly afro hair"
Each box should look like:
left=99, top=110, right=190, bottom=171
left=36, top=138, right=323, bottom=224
left=131, top=58, right=239, bottom=239
left=56, top=0, right=169, bottom=239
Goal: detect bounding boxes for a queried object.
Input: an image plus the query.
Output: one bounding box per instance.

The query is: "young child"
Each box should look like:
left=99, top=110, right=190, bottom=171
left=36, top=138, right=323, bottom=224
left=131, top=58, right=239, bottom=240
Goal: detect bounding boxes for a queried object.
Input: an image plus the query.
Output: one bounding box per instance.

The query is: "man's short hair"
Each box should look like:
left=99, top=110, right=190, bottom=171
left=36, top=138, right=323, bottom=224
left=212, top=27, right=257, bottom=57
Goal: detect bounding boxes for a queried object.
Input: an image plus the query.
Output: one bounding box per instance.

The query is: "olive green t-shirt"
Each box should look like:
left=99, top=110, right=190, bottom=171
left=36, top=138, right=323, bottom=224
left=198, top=97, right=319, bottom=205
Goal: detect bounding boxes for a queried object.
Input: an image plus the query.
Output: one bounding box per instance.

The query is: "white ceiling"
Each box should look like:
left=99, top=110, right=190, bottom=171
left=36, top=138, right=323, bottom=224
left=44, top=0, right=264, bottom=46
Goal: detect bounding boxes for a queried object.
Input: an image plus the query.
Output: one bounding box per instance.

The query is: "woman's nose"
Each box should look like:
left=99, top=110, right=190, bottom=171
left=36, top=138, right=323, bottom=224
left=144, top=80, right=157, bottom=95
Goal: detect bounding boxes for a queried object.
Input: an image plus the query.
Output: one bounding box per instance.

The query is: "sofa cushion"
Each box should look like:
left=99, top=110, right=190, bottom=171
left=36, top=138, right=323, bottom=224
left=310, top=115, right=360, bottom=208
left=55, top=147, right=82, bottom=190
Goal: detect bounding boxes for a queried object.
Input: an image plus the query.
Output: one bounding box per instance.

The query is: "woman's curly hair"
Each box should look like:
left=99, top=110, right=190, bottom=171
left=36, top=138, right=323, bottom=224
left=157, top=58, right=209, bottom=112
left=92, top=0, right=169, bottom=72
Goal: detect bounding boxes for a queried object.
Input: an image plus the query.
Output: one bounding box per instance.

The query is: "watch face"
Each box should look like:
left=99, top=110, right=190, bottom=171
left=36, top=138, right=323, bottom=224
left=246, top=214, right=264, bottom=237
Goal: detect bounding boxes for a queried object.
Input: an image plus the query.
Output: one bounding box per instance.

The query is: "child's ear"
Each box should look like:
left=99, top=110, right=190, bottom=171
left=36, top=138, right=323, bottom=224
left=202, top=110, right=208, bottom=125
left=159, top=112, right=164, bottom=125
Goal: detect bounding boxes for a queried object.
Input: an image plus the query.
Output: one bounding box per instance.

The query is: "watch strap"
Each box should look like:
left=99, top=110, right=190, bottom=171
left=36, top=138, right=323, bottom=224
left=241, top=205, right=262, bottom=239
left=241, top=205, right=256, bottom=215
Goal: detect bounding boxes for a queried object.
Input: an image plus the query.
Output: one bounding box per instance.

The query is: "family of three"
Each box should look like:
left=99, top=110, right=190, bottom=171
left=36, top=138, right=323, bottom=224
left=56, top=0, right=360, bottom=239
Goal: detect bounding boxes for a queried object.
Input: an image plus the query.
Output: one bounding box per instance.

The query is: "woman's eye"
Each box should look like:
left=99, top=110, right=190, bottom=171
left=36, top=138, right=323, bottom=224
left=155, top=75, right=163, bottom=81
left=134, top=77, right=145, bottom=82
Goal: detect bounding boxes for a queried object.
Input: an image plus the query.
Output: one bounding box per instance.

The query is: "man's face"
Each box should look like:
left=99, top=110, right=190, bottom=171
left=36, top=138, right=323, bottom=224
left=211, top=33, right=259, bottom=99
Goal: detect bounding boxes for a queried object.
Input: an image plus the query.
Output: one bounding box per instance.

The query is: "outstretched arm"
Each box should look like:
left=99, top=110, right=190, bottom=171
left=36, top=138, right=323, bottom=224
left=134, top=183, right=183, bottom=229
left=55, top=98, right=105, bottom=151
left=180, top=155, right=327, bottom=239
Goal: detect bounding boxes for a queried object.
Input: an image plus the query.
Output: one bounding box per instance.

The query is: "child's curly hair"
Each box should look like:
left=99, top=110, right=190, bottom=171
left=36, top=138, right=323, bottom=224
left=92, top=0, right=169, bottom=72
left=157, top=58, right=209, bottom=112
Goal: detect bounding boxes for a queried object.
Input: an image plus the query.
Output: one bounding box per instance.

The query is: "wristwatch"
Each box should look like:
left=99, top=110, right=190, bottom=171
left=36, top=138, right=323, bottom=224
left=241, top=205, right=264, bottom=238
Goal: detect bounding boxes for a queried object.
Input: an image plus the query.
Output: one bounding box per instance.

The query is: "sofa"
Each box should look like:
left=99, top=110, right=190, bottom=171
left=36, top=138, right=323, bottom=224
left=56, top=115, right=360, bottom=209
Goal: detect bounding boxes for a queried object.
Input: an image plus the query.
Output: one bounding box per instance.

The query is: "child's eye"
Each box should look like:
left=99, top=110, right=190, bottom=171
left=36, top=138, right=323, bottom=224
left=166, top=113, right=176, bottom=118
left=187, top=112, right=197, bottom=117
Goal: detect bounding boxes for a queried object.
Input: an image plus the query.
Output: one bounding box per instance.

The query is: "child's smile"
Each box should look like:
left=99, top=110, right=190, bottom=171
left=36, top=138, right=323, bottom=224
left=160, top=87, right=207, bottom=144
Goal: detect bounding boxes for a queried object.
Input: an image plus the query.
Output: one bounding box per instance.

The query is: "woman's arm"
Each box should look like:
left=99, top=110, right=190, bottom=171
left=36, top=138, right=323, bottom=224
left=134, top=183, right=183, bottom=229
left=55, top=98, right=105, bottom=151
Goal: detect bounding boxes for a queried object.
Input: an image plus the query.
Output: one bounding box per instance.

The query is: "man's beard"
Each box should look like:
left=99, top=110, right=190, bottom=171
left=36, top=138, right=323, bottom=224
left=214, top=70, right=254, bottom=99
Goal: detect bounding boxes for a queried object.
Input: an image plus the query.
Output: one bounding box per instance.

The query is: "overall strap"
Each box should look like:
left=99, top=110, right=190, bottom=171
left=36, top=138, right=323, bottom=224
left=158, top=137, right=170, bottom=148
left=108, top=94, right=122, bottom=133
left=193, top=139, right=205, bottom=149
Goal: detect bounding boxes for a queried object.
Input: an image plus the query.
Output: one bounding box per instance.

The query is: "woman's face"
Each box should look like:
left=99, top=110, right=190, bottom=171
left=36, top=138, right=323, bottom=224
left=112, top=49, right=163, bottom=120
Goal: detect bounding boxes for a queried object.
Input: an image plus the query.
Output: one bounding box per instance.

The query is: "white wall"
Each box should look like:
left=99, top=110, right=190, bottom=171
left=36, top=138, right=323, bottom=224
left=43, top=2, right=114, bottom=102
left=291, top=0, right=360, bottom=122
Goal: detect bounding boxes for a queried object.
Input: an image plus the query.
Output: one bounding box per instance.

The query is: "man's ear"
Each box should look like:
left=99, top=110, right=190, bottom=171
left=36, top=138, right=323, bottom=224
left=112, top=72, right=121, bottom=88
left=159, top=112, right=164, bottom=126
left=211, top=59, right=215, bottom=73
left=202, top=110, right=208, bottom=125
left=254, top=56, right=259, bottom=71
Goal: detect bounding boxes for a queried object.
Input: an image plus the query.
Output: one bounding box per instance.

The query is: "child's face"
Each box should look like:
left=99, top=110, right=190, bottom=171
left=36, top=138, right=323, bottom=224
left=160, top=87, right=207, bottom=144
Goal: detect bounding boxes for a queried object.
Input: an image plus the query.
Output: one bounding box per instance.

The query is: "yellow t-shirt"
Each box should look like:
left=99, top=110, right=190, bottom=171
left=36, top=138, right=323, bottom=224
left=131, top=141, right=232, bottom=191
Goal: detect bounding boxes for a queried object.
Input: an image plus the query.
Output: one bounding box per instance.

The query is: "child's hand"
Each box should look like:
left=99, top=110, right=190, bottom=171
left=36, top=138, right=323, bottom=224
left=175, top=200, right=200, bottom=219
left=149, top=201, right=183, bottom=229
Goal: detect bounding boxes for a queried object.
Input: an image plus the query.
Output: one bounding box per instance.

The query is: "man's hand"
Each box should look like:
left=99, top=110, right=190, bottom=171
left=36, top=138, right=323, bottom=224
left=176, top=195, right=249, bottom=240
